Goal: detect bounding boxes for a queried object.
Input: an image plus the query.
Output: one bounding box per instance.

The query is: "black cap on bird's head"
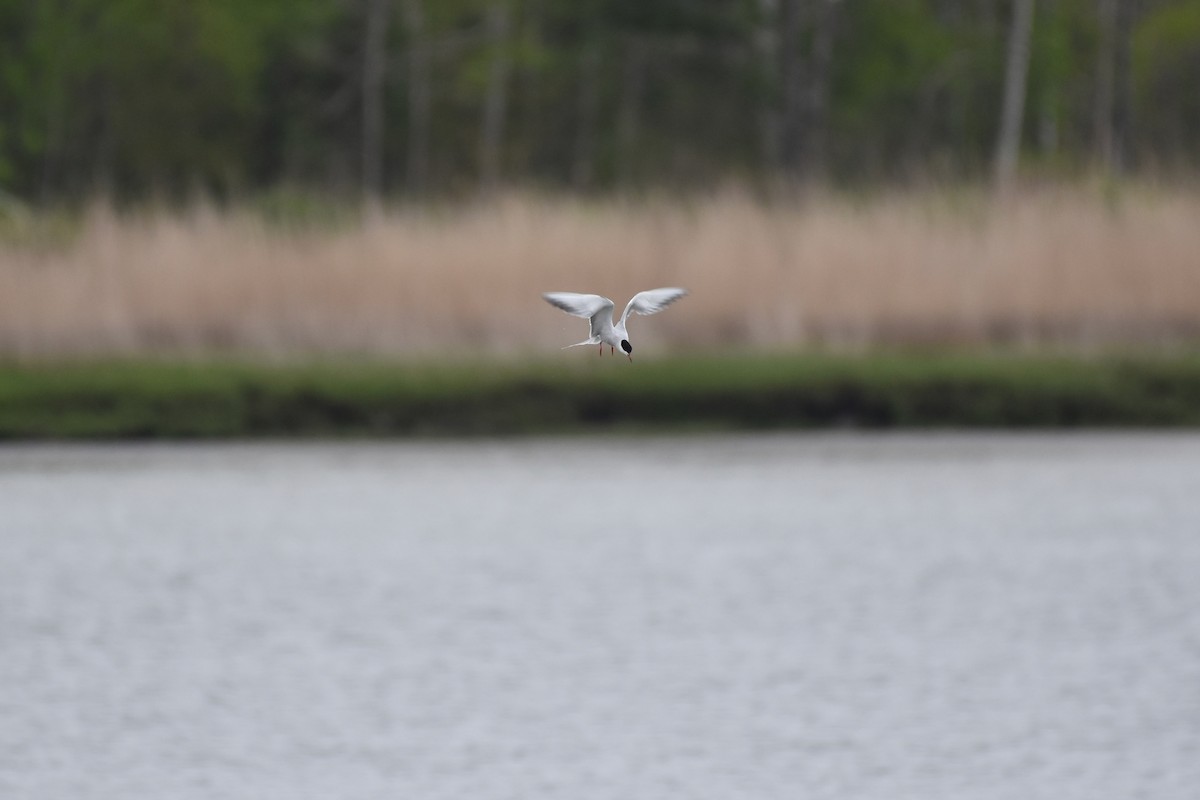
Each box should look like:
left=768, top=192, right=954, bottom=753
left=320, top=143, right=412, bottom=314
left=620, top=340, right=632, bottom=354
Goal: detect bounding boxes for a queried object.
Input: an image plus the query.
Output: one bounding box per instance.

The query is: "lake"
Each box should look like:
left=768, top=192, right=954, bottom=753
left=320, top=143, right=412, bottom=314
left=2, top=434, right=1198, bottom=799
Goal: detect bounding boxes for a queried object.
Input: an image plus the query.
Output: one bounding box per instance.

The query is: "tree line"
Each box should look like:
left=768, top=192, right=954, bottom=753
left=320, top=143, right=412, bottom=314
left=1, top=0, right=1198, bottom=205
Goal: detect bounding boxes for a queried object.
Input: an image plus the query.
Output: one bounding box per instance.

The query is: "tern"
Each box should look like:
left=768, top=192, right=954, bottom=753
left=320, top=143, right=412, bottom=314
left=542, top=287, right=688, bottom=361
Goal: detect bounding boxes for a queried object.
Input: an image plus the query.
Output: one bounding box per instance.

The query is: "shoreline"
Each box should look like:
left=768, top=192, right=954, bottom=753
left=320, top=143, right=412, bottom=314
left=3, top=351, right=1199, bottom=439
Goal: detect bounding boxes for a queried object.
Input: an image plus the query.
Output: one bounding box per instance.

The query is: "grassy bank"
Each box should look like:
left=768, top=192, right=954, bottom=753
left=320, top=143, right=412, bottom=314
left=3, top=352, right=1200, bottom=439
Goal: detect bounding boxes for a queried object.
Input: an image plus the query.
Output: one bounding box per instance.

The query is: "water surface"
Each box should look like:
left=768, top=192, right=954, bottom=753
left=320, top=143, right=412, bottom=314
left=2, top=434, right=1198, bottom=799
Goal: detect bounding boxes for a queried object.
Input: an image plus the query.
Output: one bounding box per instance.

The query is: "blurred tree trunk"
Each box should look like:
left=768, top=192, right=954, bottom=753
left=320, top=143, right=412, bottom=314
left=616, top=38, right=646, bottom=188
left=479, top=1, right=511, bottom=193
left=777, top=0, right=804, bottom=180
left=1037, top=0, right=1060, bottom=158
left=994, top=0, right=1035, bottom=192
left=571, top=43, right=602, bottom=190
left=1112, top=0, right=1135, bottom=175
left=778, top=0, right=838, bottom=185
left=39, top=93, right=64, bottom=203
left=1095, top=0, right=1137, bottom=176
left=1094, top=0, right=1116, bottom=171
left=402, top=0, right=430, bottom=195
left=362, top=0, right=390, bottom=209
left=804, top=0, right=836, bottom=177
left=756, top=0, right=781, bottom=176
left=91, top=73, right=115, bottom=197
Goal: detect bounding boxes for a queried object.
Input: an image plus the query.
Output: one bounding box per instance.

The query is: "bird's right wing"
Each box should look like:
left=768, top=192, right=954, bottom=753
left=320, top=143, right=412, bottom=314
left=620, top=287, right=689, bottom=325
left=542, top=292, right=615, bottom=338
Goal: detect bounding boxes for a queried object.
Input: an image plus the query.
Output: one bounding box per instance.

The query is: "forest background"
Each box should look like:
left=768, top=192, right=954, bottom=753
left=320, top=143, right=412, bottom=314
left=1, top=0, right=1199, bottom=376
left=3, top=0, right=1197, bottom=201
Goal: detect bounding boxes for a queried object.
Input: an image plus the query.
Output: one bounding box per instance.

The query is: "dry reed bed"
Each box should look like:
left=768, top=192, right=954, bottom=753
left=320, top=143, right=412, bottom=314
left=2, top=187, right=1199, bottom=358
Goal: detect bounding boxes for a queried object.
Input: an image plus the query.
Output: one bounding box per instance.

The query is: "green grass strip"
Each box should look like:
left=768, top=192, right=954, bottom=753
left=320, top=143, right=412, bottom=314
left=2, top=351, right=1200, bottom=439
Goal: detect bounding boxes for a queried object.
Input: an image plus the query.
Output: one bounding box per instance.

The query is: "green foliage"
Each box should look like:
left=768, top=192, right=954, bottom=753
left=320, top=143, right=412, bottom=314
left=4, top=352, right=1200, bottom=439
left=1134, top=1, right=1200, bottom=160
left=833, top=0, right=966, bottom=176
left=1, top=0, right=1199, bottom=201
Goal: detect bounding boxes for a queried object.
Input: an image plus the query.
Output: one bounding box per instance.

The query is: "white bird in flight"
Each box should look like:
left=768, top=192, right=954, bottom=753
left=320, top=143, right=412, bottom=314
left=542, top=287, right=688, bottom=361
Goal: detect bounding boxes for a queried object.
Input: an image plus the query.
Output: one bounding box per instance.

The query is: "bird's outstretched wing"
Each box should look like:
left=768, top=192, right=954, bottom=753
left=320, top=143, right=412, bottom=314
left=620, top=287, right=688, bottom=325
left=543, top=292, right=612, bottom=319
left=542, top=292, right=616, bottom=339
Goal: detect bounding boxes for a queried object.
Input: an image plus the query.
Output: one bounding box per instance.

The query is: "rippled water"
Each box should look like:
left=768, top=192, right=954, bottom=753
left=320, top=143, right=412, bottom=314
left=2, top=434, right=1199, bottom=799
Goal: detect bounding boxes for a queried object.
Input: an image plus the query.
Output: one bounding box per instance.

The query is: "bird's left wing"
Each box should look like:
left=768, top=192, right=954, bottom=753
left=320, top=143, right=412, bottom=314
left=543, top=292, right=616, bottom=339
left=543, top=292, right=613, bottom=319
left=620, top=287, right=689, bottom=325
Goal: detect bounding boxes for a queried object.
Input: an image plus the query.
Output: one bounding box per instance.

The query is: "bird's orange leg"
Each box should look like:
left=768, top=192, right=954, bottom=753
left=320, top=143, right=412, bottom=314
left=598, top=345, right=603, bottom=356
left=610, top=346, right=614, bottom=355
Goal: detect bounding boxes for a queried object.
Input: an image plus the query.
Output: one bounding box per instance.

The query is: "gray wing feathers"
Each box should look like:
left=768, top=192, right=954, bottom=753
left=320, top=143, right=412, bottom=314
left=620, top=287, right=689, bottom=324
left=543, top=292, right=616, bottom=339
left=542, top=292, right=614, bottom=319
